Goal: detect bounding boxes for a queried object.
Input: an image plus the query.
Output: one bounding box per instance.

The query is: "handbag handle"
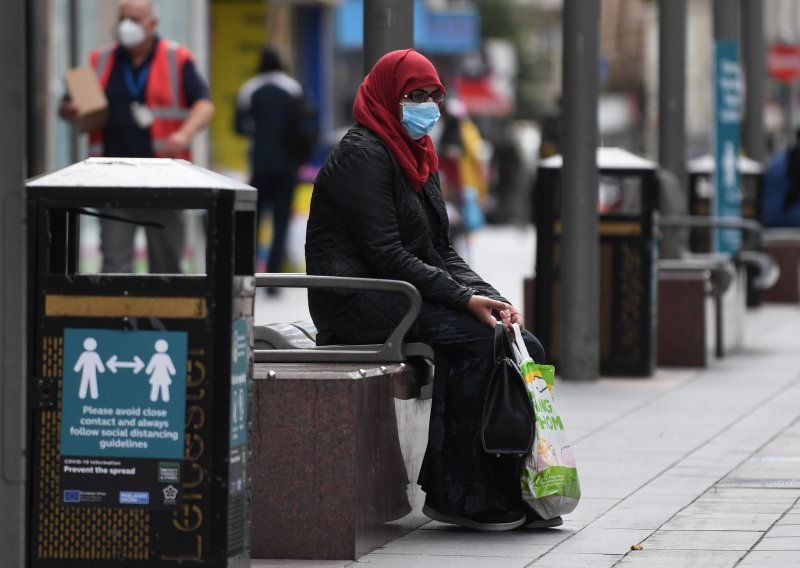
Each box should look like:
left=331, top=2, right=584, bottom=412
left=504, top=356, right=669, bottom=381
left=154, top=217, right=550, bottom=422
left=511, top=323, right=532, bottom=363
left=493, top=322, right=512, bottom=362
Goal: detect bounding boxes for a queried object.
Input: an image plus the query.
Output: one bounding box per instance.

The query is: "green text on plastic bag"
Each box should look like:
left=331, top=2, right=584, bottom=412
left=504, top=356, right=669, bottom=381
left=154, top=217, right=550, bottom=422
left=523, top=466, right=581, bottom=499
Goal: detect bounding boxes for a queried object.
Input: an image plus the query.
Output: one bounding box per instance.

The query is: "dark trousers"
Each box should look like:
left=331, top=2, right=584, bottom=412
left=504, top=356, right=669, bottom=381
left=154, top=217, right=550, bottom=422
left=415, top=302, right=545, bottom=516
left=252, top=172, right=296, bottom=273
left=100, top=209, right=185, bottom=274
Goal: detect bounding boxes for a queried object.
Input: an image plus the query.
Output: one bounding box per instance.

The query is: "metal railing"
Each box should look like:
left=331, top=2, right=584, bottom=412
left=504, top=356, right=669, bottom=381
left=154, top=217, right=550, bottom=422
left=253, top=274, right=428, bottom=364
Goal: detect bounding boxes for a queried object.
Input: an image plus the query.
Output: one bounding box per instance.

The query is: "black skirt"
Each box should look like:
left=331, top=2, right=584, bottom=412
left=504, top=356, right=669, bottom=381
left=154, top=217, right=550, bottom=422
left=415, top=303, right=545, bottom=516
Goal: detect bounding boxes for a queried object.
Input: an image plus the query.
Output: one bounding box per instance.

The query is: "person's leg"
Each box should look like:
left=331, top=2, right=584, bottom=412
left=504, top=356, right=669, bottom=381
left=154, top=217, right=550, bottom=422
left=252, top=173, right=281, bottom=296
left=143, top=209, right=185, bottom=274
left=253, top=173, right=271, bottom=247
left=267, top=174, right=296, bottom=273
left=415, top=304, right=524, bottom=525
left=100, top=214, right=137, bottom=273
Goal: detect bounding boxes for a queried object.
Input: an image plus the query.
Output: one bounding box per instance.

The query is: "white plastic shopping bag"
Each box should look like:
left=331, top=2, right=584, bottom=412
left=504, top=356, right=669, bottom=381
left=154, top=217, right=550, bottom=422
left=511, top=324, right=581, bottom=519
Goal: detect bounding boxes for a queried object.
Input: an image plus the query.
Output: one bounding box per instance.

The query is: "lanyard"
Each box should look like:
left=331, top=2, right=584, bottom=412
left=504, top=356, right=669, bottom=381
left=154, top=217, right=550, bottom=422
left=122, top=59, right=152, bottom=100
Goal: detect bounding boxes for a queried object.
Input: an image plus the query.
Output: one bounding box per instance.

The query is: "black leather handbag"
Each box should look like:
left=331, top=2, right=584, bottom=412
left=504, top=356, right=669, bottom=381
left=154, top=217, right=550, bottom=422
left=481, top=322, right=535, bottom=456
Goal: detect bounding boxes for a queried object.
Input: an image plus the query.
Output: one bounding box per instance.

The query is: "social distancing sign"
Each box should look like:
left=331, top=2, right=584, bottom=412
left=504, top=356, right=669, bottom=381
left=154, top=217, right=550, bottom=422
left=61, top=328, right=188, bottom=459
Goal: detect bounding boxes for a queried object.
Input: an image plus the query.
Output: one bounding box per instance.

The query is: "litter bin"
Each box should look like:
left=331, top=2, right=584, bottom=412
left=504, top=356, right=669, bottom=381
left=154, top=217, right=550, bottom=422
left=533, top=148, right=659, bottom=376
left=25, top=158, right=256, bottom=567
left=687, top=154, right=765, bottom=306
left=687, top=154, right=764, bottom=251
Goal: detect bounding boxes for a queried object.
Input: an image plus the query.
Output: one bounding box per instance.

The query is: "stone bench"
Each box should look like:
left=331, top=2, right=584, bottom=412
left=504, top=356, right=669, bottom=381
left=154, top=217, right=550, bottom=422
left=660, top=214, right=780, bottom=303
left=658, top=256, right=745, bottom=361
left=524, top=255, right=741, bottom=370
left=249, top=274, right=434, bottom=561
left=657, top=270, right=712, bottom=367
left=657, top=215, right=784, bottom=362
left=762, top=229, right=800, bottom=304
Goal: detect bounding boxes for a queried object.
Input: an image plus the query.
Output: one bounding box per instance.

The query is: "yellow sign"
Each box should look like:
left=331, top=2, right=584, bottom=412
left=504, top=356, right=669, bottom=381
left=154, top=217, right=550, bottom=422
left=45, top=295, right=207, bottom=318
left=210, top=0, right=269, bottom=173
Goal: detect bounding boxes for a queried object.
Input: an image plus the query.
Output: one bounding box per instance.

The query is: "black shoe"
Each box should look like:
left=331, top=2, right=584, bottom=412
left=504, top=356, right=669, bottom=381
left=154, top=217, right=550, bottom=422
left=422, top=504, right=525, bottom=531
left=522, top=508, right=563, bottom=529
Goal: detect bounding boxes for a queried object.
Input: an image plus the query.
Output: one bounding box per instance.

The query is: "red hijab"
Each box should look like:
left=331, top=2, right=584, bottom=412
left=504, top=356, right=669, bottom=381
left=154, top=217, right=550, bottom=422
left=353, top=49, right=445, bottom=192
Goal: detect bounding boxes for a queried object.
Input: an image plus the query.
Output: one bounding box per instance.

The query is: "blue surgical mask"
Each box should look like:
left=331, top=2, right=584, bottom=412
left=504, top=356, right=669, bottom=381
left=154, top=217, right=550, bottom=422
left=401, top=102, right=441, bottom=140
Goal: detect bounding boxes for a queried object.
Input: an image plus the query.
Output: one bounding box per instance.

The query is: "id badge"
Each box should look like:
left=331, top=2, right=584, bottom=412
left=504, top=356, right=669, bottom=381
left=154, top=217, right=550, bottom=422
left=130, top=102, right=155, bottom=129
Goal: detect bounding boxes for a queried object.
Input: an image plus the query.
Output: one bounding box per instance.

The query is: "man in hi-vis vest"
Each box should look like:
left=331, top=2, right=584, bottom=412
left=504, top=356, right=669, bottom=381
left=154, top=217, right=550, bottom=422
left=59, top=0, right=214, bottom=274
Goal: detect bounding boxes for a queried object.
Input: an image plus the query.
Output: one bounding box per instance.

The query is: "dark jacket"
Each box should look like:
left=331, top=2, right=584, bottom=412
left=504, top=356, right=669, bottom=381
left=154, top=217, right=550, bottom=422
left=235, top=71, right=314, bottom=178
left=305, top=124, right=507, bottom=345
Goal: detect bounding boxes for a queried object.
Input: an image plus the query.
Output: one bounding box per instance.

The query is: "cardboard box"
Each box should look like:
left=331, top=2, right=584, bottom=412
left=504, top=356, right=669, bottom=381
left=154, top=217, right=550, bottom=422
left=64, top=66, right=108, bottom=131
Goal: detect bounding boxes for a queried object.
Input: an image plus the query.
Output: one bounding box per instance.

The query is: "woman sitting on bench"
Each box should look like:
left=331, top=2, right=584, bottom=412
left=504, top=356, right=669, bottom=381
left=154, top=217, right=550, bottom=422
left=305, top=49, right=560, bottom=531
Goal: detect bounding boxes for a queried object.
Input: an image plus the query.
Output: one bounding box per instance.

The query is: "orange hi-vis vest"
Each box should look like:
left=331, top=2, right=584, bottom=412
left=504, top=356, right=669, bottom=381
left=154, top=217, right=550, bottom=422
left=88, top=39, right=193, bottom=161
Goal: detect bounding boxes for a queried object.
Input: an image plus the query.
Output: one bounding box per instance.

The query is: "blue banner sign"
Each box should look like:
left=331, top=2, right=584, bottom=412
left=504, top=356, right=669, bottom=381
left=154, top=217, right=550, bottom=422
left=714, top=40, right=744, bottom=253
left=336, top=0, right=479, bottom=54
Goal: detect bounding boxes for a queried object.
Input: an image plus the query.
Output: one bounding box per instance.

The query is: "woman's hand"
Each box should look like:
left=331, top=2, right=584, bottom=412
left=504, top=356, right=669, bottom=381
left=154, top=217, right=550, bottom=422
left=467, top=295, right=511, bottom=328
left=497, top=305, right=524, bottom=330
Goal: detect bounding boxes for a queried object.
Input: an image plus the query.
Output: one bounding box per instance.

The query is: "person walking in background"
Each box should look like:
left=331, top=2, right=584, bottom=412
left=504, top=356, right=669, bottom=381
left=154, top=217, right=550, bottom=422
left=539, top=96, right=562, bottom=160
left=436, top=96, right=488, bottom=259
left=59, top=0, right=214, bottom=274
left=305, top=49, right=560, bottom=531
left=763, top=128, right=800, bottom=228
left=236, top=45, right=317, bottom=291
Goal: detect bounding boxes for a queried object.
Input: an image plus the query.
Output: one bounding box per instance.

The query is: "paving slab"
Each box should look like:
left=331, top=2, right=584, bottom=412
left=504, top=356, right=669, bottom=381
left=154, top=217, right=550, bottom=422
left=367, top=527, right=554, bottom=558
left=348, top=554, right=531, bottom=567
left=566, top=498, right=620, bottom=522
left=738, top=550, right=800, bottom=566
left=642, top=529, right=762, bottom=550
left=634, top=475, right=717, bottom=497
left=698, top=487, right=800, bottom=502
left=529, top=552, right=622, bottom=567
left=593, top=495, right=697, bottom=530
left=614, top=549, right=742, bottom=567
left=777, top=513, right=800, bottom=525
left=661, top=513, right=780, bottom=532
left=681, top=500, right=793, bottom=514
left=252, top=561, right=349, bottom=568
left=549, top=527, right=652, bottom=555
left=753, top=536, right=800, bottom=551
left=767, top=525, right=800, bottom=537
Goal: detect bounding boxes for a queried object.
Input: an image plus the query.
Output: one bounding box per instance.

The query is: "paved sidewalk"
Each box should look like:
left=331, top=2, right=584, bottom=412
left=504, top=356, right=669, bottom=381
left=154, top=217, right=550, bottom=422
left=252, top=227, right=800, bottom=567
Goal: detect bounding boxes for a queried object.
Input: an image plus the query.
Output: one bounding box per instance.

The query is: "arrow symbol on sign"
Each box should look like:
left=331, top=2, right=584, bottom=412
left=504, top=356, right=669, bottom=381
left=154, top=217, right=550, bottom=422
left=106, top=355, right=145, bottom=374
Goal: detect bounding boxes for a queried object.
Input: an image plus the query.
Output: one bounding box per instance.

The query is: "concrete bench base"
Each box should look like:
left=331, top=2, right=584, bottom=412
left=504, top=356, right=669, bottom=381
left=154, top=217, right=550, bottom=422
left=251, top=362, right=430, bottom=560
left=762, top=239, right=800, bottom=303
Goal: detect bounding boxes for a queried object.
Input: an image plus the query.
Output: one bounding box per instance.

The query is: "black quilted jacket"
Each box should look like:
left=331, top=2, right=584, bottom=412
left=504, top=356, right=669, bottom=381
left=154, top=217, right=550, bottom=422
left=305, top=124, right=507, bottom=345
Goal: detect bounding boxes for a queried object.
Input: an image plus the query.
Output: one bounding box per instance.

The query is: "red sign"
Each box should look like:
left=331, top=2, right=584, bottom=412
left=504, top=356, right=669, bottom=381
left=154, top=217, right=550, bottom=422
left=767, top=43, right=800, bottom=83
left=455, top=75, right=512, bottom=118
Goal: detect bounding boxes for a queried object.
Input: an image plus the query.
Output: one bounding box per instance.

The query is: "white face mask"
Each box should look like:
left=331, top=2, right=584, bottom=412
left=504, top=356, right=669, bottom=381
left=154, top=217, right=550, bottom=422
left=117, top=18, right=147, bottom=49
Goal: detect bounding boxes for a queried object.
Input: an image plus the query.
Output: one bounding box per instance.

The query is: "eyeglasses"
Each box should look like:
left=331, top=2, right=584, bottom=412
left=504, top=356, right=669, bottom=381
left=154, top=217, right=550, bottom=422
left=404, top=89, right=446, bottom=104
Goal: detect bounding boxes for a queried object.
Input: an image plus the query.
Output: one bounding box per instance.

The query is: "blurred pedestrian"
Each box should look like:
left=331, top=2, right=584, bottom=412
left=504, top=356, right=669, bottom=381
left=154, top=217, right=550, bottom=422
left=539, top=96, right=562, bottom=159
left=436, top=96, right=488, bottom=258
left=236, top=45, right=317, bottom=289
left=763, top=128, right=800, bottom=228
left=59, top=0, right=214, bottom=274
left=305, top=49, right=560, bottom=531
